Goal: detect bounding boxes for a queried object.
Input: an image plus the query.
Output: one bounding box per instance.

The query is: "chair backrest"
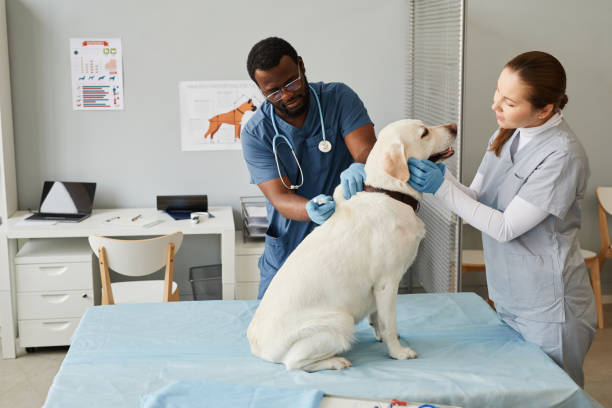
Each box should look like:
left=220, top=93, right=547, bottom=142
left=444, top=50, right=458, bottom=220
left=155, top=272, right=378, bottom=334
left=596, top=187, right=612, bottom=215
left=89, top=232, right=183, bottom=277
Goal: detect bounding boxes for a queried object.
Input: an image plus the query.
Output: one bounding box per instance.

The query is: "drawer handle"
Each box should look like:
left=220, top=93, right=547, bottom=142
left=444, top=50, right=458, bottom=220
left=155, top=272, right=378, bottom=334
left=41, top=294, right=69, bottom=304
left=38, top=266, right=68, bottom=276
left=42, top=321, right=71, bottom=331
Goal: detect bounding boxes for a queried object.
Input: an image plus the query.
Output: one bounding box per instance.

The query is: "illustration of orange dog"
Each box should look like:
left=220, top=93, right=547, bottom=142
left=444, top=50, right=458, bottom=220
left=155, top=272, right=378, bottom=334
left=204, top=99, right=257, bottom=140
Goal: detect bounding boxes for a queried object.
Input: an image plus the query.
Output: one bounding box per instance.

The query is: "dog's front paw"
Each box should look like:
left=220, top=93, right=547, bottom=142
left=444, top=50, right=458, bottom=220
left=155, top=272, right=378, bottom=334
left=390, top=346, right=418, bottom=360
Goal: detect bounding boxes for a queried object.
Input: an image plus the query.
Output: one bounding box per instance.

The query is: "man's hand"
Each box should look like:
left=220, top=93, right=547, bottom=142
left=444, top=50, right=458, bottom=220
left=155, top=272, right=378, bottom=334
left=305, top=194, right=335, bottom=224
left=340, top=163, right=366, bottom=200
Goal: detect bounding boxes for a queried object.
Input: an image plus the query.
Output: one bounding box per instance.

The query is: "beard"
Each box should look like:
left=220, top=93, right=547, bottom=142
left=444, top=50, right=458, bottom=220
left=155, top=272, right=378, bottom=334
left=272, top=81, right=310, bottom=118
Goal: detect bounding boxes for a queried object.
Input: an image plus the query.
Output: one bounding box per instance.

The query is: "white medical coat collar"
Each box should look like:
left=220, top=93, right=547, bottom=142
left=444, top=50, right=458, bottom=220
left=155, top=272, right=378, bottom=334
left=518, top=111, right=563, bottom=138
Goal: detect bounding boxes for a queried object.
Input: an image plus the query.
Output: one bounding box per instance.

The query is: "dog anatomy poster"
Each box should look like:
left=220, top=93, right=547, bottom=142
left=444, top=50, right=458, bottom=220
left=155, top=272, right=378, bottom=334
left=179, top=81, right=263, bottom=151
left=70, top=38, right=124, bottom=110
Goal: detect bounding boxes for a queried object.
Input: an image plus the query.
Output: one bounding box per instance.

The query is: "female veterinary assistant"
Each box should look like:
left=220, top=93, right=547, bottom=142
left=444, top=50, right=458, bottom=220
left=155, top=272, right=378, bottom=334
left=408, top=51, right=597, bottom=387
left=241, top=37, right=376, bottom=299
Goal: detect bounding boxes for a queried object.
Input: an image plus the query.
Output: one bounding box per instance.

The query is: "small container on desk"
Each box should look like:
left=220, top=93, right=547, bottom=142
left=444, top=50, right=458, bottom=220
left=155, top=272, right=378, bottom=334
left=240, top=196, right=268, bottom=243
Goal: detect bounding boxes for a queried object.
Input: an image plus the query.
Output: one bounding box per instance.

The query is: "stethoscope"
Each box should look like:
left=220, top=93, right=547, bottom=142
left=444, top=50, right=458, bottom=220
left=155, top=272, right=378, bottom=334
left=271, top=85, right=332, bottom=190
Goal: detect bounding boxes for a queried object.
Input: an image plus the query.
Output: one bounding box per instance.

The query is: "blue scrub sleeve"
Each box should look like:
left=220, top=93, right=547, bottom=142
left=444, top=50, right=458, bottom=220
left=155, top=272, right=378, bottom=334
left=335, top=84, right=373, bottom=137
left=517, top=151, right=584, bottom=218
left=241, top=127, right=279, bottom=185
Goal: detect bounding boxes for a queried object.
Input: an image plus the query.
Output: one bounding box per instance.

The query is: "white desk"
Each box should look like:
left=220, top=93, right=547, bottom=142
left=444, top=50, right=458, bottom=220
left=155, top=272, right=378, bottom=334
left=0, top=206, right=236, bottom=359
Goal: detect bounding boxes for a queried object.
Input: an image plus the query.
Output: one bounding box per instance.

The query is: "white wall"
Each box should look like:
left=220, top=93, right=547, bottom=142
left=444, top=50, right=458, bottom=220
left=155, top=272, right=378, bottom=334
left=5, top=0, right=410, bottom=297
left=6, top=1, right=611, bottom=297
left=462, top=0, right=612, bottom=295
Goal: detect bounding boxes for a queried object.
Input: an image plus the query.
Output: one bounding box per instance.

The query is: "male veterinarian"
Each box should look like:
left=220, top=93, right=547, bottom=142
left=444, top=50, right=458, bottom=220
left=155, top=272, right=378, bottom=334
left=241, top=37, right=376, bottom=298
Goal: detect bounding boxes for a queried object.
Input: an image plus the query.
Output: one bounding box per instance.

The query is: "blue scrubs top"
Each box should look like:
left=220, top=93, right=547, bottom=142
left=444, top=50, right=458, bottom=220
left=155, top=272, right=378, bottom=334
left=241, top=82, right=372, bottom=298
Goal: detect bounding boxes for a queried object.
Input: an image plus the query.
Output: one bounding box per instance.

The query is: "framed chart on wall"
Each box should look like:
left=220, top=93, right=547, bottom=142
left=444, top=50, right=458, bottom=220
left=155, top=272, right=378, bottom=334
left=70, top=38, right=124, bottom=111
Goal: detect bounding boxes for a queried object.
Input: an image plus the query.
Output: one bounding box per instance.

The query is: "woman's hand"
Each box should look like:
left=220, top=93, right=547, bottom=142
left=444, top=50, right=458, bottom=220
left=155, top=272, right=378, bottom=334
left=407, top=159, right=446, bottom=194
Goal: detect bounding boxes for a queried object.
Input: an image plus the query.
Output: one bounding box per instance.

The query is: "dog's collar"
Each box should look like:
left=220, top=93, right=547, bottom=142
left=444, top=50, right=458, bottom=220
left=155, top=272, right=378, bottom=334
left=363, top=184, right=420, bottom=212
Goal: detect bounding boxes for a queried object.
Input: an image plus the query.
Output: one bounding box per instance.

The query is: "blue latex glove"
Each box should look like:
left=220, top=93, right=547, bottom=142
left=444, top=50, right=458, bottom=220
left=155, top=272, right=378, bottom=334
left=340, top=162, right=366, bottom=200
left=407, top=158, right=445, bottom=194
left=305, top=194, right=335, bottom=225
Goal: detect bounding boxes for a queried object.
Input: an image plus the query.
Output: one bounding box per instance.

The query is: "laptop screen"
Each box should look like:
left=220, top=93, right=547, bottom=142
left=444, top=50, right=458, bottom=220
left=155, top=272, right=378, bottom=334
left=39, top=181, right=96, bottom=215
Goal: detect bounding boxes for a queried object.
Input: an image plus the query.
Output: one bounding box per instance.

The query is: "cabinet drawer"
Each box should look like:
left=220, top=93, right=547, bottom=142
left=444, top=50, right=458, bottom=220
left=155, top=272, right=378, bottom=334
left=18, top=291, right=93, bottom=319
left=16, top=262, right=92, bottom=292
left=236, top=282, right=259, bottom=300
left=18, top=318, right=81, bottom=347
left=236, top=255, right=261, bottom=282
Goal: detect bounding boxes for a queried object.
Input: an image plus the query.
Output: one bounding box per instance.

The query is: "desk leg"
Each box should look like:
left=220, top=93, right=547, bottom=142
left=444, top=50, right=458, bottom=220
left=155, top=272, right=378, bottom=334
left=0, top=236, right=17, bottom=358
left=221, top=229, right=236, bottom=300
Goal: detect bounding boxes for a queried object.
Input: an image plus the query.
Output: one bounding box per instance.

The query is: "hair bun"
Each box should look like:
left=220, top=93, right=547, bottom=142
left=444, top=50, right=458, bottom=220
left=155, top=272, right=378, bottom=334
left=559, top=94, right=568, bottom=109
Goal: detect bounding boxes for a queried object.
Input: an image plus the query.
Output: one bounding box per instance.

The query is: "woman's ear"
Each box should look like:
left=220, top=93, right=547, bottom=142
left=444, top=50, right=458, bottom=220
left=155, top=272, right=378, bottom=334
left=382, top=143, right=410, bottom=182
left=538, top=103, right=554, bottom=119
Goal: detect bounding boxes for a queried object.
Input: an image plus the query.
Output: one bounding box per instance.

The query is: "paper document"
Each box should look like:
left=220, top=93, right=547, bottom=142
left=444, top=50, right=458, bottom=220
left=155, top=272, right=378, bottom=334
left=179, top=81, right=263, bottom=151
left=17, top=216, right=57, bottom=226
left=70, top=38, right=124, bottom=110
left=244, top=205, right=267, bottom=219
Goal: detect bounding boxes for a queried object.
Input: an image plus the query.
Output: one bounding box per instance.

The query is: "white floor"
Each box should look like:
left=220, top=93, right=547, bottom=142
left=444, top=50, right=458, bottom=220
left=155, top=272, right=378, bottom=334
left=0, top=346, right=65, bottom=407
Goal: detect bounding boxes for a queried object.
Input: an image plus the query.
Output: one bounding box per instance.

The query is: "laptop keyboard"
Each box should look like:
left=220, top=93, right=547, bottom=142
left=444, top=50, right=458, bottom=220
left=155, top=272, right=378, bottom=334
left=29, top=213, right=86, bottom=220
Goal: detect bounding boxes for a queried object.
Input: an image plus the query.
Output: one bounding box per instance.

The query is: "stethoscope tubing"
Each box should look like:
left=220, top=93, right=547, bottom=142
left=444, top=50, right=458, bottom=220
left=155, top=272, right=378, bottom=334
left=271, top=85, right=328, bottom=190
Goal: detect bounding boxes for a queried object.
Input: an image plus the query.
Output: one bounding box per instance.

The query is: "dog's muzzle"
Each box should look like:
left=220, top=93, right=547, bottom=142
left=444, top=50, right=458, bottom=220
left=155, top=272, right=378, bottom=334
left=428, top=147, right=454, bottom=163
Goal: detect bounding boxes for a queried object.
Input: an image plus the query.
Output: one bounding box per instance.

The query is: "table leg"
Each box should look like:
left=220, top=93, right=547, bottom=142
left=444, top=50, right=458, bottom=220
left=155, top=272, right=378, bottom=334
left=589, top=258, right=604, bottom=329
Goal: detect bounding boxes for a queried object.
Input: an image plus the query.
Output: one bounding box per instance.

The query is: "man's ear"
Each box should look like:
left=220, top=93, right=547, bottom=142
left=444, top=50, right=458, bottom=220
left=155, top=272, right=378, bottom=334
left=382, top=143, right=410, bottom=182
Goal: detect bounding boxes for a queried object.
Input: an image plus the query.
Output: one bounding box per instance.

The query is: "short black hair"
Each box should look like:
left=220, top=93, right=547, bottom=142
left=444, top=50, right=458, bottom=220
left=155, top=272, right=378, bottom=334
left=246, top=37, right=298, bottom=83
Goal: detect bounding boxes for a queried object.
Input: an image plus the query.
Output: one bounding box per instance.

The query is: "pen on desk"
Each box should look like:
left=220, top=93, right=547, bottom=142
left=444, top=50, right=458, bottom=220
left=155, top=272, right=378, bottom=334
left=131, top=214, right=142, bottom=222
left=105, top=216, right=120, bottom=222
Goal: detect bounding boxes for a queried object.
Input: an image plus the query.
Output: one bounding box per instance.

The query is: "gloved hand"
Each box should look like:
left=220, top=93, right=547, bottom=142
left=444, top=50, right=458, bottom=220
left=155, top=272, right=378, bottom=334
left=340, top=162, right=366, bottom=200
left=436, top=161, right=446, bottom=176
left=407, top=158, right=445, bottom=194
left=305, top=194, right=335, bottom=225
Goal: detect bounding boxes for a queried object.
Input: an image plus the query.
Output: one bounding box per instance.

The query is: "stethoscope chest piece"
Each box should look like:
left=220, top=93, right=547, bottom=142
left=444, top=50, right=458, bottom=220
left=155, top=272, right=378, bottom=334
left=318, top=140, right=332, bottom=153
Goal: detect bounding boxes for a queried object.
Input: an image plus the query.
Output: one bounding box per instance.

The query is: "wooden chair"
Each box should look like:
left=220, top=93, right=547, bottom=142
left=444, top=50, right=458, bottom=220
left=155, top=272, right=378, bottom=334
left=89, top=232, right=183, bottom=305
left=595, top=186, right=612, bottom=328
left=597, top=187, right=612, bottom=267
left=581, top=249, right=604, bottom=329
left=461, top=249, right=494, bottom=309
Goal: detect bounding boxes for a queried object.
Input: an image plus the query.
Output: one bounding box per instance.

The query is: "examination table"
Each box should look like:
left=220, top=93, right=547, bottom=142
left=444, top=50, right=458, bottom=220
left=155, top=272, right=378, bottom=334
left=42, top=293, right=598, bottom=407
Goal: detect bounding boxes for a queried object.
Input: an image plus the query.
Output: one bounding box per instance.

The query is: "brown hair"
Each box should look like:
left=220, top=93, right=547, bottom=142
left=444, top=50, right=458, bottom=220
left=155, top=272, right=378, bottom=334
left=490, top=51, right=568, bottom=156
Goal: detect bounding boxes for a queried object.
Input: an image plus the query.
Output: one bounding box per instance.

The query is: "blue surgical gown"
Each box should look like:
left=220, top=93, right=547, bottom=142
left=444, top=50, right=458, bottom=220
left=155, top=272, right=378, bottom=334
left=476, top=119, right=597, bottom=386
left=241, top=82, right=372, bottom=298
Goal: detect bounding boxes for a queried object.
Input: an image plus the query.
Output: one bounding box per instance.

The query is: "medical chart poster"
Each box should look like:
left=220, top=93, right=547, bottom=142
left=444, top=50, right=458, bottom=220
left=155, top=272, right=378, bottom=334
left=70, top=38, right=124, bottom=110
left=179, top=81, right=263, bottom=151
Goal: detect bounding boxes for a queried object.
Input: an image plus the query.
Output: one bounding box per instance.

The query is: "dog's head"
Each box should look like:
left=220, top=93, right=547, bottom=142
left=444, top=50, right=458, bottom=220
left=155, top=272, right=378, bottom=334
left=364, top=119, right=457, bottom=192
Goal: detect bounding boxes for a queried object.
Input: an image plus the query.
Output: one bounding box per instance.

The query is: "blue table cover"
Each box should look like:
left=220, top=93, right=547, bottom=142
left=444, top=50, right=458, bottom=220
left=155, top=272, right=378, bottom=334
left=43, top=293, right=598, bottom=407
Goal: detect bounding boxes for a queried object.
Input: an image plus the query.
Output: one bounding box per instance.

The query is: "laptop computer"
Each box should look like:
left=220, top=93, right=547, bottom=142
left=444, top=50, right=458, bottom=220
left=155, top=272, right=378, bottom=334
left=26, top=181, right=97, bottom=222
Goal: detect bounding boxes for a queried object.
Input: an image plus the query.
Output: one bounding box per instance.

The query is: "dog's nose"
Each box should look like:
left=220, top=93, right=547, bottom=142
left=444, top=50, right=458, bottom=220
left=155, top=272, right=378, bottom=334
left=447, top=123, right=457, bottom=135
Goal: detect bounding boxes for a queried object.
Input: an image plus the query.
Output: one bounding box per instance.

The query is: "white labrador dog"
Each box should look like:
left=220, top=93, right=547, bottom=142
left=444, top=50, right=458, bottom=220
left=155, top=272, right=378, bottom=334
left=247, top=119, right=456, bottom=372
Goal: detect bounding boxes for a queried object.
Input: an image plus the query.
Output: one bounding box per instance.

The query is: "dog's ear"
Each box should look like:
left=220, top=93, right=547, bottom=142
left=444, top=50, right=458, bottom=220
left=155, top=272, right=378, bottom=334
left=382, top=143, right=410, bottom=182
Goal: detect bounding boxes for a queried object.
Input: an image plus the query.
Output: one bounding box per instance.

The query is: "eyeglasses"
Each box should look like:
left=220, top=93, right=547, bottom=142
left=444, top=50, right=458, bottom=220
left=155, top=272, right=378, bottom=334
left=263, top=66, right=302, bottom=103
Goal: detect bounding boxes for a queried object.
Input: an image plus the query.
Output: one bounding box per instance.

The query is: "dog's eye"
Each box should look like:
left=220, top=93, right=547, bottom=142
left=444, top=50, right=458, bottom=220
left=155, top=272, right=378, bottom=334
left=420, top=127, right=429, bottom=138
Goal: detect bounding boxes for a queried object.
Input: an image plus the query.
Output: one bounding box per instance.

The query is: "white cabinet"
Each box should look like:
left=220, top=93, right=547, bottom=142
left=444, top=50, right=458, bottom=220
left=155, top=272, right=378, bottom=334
left=15, top=238, right=94, bottom=347
left=235, top=231, right=264, bottom=300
